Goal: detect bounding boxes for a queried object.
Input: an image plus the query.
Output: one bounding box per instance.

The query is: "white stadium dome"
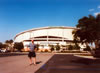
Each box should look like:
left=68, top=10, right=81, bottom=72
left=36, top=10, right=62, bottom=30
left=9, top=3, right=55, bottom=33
left=14, top=26, right=76, bottom=51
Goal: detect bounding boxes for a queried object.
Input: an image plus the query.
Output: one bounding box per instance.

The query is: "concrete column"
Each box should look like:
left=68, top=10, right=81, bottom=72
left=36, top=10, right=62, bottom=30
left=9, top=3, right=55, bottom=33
left=47, top=30, right=49, bottom=46
left=62, top=29, right=64, bottom=45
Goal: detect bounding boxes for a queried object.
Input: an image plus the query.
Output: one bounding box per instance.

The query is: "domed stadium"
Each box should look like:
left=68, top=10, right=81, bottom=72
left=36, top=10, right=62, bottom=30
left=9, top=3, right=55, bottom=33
left=14, top=26, right=76, bottom=51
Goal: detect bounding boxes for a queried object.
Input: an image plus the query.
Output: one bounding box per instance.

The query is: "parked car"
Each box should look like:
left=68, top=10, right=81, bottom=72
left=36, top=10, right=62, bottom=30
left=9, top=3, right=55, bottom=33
left=0, top=49, right=1, bottom=53
left=0, top=49, right=8, bottom=53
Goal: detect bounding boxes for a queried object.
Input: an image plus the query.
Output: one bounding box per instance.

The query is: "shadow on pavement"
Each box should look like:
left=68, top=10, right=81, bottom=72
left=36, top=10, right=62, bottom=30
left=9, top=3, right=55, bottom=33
left=36, top=61, right=42, bottom=64
left=35, top=54, right=100, bottom=73
left=71, top=57, right=100, bottom=65
left=29, top=61, right=42, bottom=66
left=0, top=52, right=27, bottom=57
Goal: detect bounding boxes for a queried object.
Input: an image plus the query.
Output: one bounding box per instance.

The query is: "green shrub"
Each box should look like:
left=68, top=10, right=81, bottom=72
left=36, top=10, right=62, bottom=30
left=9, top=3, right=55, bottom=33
left=13, top=42, right=24, bottom=52
left=68, top=45, right=73, bottom=50
left=55, top=43, right=60, bottom=51
left=49, top=45, right=55, bottom=51
left=84, top=46, right=91, bottom=51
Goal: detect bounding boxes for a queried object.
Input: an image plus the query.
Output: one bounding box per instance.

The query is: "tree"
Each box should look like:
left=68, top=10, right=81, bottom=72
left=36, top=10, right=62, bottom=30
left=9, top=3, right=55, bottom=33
left=0, top=42, right=8, bottom=49
left=55, top=43, right=60, bottom=51
left=36, top=44, right=39, bottom=51
left=49, top=45, right=55, bottom=51
left=2, top=44, right=8, bottom=48
left=68, top=45, right=73, bottom=50
left=13, top=42, right=24, bottom=52
left=5, top=39, right=13, bottom=44
left=5, top=39, right=14, bottom=52
left=73, top=14, right=100, bottom=50
left=73, top=43, right=80, bottom=50
left=0, top=42, right=3, bottom=49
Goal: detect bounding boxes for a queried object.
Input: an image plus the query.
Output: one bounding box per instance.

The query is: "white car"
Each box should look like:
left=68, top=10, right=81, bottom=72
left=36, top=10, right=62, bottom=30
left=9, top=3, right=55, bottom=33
left=0, top=49, right=7, bottom=53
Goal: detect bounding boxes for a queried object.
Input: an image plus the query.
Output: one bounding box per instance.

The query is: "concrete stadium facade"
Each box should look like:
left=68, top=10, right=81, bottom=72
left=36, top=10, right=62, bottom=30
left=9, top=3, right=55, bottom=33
left=14, top=26, right=76, bottom=51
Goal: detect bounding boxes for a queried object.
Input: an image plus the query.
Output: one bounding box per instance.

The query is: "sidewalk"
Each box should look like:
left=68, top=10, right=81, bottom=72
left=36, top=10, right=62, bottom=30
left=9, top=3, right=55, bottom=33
left=0, top=53, right=54, bottom=73
left=74, top=55, right=95, bottom=59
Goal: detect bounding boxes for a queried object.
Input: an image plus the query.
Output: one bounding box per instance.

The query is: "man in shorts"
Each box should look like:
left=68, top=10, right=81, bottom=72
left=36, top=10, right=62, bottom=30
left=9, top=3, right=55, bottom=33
left=28, top=40, right=37, bottom=65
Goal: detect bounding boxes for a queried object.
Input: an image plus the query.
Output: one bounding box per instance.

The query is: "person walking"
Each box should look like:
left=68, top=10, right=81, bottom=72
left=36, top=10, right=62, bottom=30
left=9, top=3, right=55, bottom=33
left=28, top=40, right=37, bottom=65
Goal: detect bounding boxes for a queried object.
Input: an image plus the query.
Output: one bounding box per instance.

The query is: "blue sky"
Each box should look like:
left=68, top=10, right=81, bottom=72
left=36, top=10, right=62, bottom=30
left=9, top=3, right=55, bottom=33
left=0, top=0, right=100, bottom=43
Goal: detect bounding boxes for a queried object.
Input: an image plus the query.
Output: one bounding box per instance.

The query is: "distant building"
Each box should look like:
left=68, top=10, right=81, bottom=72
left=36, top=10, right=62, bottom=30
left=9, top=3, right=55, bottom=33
left=14, top=26, right=76, bottom=51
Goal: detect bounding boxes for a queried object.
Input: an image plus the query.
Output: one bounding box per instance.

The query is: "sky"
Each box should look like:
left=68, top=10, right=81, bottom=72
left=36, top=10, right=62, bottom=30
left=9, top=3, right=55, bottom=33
left=0, top=0, right=100, bottom=43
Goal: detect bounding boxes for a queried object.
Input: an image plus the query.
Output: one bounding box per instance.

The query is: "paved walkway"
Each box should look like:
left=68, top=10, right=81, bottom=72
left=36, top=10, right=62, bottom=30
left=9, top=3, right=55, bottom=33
left=0, top=53, right=54, bottom=73
left=0, top=53, right=100, bottom=73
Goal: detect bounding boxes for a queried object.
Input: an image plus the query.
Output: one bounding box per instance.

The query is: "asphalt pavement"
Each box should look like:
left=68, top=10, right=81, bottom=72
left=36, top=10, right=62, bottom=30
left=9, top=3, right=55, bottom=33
left=35, top=54, right=100, bottom=73
left=0, top=53, right=100, bottom=73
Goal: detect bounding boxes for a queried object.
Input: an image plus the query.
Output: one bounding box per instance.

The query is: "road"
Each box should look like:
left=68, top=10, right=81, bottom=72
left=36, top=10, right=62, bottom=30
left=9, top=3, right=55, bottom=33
left=35, top=54, right=100, bottom=73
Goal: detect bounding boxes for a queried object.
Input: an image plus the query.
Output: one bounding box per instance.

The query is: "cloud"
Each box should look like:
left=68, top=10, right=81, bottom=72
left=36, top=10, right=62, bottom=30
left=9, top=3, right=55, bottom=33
left=89, top=9, right=94, bottom=12
left=98, top=5, right=100, bottom=8
left=94, top=12, right=100, bottom=16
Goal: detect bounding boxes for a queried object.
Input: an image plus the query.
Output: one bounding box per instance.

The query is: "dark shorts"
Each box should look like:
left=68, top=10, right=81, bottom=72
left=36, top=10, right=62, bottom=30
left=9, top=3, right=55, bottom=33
left=28, top=51, right=36, bottom=58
